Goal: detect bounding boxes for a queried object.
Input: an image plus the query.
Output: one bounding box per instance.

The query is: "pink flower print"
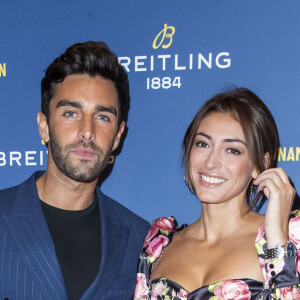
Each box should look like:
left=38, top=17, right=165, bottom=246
left=143, top=217, right=174, bottom=248
left=146, top=235, right=169, bottom=259
left=143, top=226, right=159, bottom=248
left=177, top=288, right=189, bottom=299
left=289, top=216, right=300, bottom=248
left=255, top=224, right=264, bottom=244
left=134, top=273, right=149, bottom=299
left=293, top=287, right=300, bottom=300
left=258, top=256, right=268, bottom=284
left=214, top=280, right=251, bottom=300
left=152, top=217, right=174, bottom=231
left=280, top=286, right=300, bottom=299
left=151, top=280, right=165, bottom=300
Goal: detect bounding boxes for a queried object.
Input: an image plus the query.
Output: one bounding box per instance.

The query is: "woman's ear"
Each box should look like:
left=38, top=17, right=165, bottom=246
left=252, top=168, right=259, bottom=180
left=252, top=152, right=271, bottom=179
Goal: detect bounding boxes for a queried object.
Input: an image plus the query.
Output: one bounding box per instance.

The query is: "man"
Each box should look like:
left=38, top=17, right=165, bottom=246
left=0, top=41, right=150, bottom=299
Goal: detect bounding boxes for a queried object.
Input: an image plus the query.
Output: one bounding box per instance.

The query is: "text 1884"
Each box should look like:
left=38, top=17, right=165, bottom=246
left=146, top=77, right=181, bottom=89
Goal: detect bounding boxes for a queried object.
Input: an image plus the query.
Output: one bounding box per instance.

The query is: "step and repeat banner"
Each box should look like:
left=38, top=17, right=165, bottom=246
left=0, top=1, right=299, bottom=224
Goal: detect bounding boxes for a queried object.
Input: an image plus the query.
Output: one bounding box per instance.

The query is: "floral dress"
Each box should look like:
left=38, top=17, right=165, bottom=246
left=134, top=210, right=300, bottom=300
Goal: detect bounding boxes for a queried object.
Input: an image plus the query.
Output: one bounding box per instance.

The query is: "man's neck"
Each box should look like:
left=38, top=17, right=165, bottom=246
left=36, top=170, right=98, bottom=211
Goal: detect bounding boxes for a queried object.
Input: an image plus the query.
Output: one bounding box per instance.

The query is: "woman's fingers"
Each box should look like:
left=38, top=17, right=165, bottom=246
left=253, top=167, right=295, bottom=248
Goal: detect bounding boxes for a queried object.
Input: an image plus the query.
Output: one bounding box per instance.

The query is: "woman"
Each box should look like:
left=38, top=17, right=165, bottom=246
left=134, top=88, right=300, bottom=299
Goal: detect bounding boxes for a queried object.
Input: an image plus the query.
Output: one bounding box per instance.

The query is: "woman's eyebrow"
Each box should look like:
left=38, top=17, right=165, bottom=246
left=224, top=138, right=247, bottom=146
left=196, top=132, right=246, bottom=146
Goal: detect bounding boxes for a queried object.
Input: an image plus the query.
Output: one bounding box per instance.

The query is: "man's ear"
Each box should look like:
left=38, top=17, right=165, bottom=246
left=112, top=121, right=125, bottom=152
left=37, top=111, right=50, bottom=143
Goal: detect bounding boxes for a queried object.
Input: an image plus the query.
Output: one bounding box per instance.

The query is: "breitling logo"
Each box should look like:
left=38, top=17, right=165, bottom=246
left=118, top=23, right=231, bottom=90
left=152, top=23, right=175, bottom=49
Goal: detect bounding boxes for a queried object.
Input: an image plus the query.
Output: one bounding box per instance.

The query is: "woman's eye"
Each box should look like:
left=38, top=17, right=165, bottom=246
left=227, top=148, right=240, bottom=155
left=64, top=111, right=76, bottom=118
left=195, top=141, right=209, bottom=148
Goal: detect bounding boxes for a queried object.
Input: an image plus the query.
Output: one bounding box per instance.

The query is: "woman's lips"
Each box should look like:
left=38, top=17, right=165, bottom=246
left=198, top=173, right=227, bottom=187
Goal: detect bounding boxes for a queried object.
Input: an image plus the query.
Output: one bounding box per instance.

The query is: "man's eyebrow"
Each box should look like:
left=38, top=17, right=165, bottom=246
left=195, top=132, right=247, bottom=146
left=95, top=105, right=117, bottom=116
left=55, top=100, right=117, bottom=116
left=56, top=100, right=81, bottom=109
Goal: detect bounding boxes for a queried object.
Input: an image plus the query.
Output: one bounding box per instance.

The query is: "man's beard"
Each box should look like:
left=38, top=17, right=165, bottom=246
left=49, top=129, right=112, bottom=183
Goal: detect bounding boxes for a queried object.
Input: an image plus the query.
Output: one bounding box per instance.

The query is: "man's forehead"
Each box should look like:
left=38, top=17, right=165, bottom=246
left=50, top=74, right=118, bottom=107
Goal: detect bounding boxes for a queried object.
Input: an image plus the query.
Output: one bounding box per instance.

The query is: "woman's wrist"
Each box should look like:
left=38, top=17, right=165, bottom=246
left=264, top=225, right=288, bottom=249
left=264, top=242, right=297, bottom=259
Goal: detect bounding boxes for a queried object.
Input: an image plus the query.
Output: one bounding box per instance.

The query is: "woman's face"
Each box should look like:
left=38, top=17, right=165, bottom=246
left=189, top=112, right=257, bottom=205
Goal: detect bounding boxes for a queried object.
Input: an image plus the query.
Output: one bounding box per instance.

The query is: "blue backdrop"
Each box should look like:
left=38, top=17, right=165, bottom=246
left=0, top=0, right=299, bottom=225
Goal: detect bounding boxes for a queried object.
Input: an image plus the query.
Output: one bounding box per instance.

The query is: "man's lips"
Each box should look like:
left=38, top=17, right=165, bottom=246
left=72, top=148, right=95, bottom=158
left=198, top=173, right=227, bottom=187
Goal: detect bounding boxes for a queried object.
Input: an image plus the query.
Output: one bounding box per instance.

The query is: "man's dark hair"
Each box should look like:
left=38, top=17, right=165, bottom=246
left=41, top=41, right=130, bottom=125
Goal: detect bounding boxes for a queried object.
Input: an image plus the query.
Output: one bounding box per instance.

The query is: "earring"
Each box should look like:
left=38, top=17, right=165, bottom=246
left=108, top=155, right=115, bottom=164
left=250, top=177, right=256, bottom=199
left=250, top=183, right=253, bottom=197
left=41, top=139, right=46, bottom=145
left=184, top=176, right=195, bottom=194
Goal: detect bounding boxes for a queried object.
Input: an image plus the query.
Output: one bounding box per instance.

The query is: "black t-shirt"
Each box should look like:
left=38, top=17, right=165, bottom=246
left=41, top=195, right=101, bottom=300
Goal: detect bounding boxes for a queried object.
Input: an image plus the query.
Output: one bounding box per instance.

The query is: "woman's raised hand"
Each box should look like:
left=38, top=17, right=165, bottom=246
left=254, top=167, right=295, bottom=248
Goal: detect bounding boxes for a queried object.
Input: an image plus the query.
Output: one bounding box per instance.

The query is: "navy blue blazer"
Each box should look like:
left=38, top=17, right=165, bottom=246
left=0, top=171, right=150, bottom=299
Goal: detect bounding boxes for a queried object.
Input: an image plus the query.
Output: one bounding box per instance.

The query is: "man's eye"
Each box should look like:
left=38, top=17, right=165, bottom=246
left=64, top=111, right=76, bottom=117
left=98, top=115, right=110, bottom=122
left=227, top=148, right=241, bottom=155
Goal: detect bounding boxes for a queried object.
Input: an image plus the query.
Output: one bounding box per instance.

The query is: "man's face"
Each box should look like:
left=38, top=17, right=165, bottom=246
left=38, top=74, right=124, bottom=182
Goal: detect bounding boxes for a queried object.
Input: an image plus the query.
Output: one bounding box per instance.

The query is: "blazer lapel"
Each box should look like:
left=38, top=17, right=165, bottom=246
left=82, top=189, right=130, bottom=299
left=3, top=172, right=68, bottom=300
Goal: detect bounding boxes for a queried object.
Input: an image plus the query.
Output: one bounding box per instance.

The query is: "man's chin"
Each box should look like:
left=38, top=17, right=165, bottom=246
left=66, top=172, right=99, bottom=183
left=58, top=164, right=102, bottom=183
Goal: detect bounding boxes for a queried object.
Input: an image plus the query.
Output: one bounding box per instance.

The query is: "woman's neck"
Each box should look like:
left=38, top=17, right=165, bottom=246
left=186, top=200, right=263, bottom=243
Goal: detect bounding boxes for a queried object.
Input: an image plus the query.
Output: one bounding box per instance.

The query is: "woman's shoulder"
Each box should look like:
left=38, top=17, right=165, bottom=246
left=151, top=216, right=179, bottom=231
left=142, top=216, right=185, bottom=250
